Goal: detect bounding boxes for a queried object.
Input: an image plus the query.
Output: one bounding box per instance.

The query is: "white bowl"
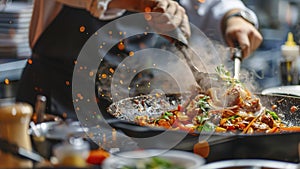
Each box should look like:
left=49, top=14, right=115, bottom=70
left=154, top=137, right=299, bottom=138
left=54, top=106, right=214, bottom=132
left=102, top=149, right=205, bottom=169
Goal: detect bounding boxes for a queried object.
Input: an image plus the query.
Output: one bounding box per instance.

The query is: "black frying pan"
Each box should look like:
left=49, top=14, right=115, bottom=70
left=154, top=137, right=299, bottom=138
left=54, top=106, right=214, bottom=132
left=103, top=93, right=300, bottom=163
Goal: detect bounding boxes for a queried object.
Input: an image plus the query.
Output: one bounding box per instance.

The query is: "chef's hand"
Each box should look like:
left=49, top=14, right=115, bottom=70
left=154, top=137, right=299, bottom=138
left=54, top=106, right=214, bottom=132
left=91, top=0, right=190, bottom=40
left=143, top=0, right=191, bottom=40
left=223, top=12, right=263, bottom=58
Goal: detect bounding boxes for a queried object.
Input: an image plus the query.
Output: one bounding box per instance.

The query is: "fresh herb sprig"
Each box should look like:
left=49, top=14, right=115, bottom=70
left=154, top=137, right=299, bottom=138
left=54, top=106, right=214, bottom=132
left=215, top=65, right=240, bottom=85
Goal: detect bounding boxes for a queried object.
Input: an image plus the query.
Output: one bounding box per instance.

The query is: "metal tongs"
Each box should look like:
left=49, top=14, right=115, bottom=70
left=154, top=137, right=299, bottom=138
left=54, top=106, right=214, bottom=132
left=0, top=138, right=45, bottom=163
left=233, top=47, right=242, bottom=80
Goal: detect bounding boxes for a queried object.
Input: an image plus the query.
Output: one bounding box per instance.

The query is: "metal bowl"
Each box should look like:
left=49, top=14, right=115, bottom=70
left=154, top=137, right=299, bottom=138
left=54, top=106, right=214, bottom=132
left=29, top=121, right=89, bottom=159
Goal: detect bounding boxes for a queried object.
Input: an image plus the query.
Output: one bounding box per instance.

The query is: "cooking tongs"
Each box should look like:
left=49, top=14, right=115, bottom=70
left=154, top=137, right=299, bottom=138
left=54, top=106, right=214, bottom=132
left=233, top=47, right=242, bottom=80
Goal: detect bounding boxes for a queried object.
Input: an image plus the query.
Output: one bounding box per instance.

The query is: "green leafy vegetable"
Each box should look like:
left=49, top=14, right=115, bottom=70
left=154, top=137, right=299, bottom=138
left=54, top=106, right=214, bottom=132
left=215, top=65, right=240, bottom=84
left=197, top=96, right=211, bottom=113
left=266, top=109, right=279, bottom=120
left=196, top=122, right=215, bottom=132
left=228, top=115, right=239, bottom=120
left=121, top=157, right=184, bottom=169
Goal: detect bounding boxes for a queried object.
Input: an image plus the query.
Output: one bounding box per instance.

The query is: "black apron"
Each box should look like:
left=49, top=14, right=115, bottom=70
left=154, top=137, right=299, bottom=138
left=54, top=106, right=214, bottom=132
left=16, top=6, right=122, bottom=119
left=16, top=5, right=169, bottom=120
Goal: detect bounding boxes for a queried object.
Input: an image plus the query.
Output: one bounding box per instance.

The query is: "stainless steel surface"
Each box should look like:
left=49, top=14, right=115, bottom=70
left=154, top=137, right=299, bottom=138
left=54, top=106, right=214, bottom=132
left=0, top=59, right=27, bottom=98
left=261, top=85, right=300, bottom=97
left=0, top=59, right=26, bottom=82
left=201, top=159, right=298, bottom=169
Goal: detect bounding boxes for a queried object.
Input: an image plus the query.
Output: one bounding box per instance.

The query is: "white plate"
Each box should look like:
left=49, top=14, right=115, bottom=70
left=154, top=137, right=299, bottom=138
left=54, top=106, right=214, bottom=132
left=102, top=149, right=205, bottom=169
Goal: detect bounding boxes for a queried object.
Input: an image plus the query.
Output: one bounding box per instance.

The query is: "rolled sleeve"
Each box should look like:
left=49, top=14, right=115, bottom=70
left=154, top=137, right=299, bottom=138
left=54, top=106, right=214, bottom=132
left=56, top=0, right=125, bottom=20
left=182, top=0, right=257, bottom=43
left=96, top=0, right=126, bottom=20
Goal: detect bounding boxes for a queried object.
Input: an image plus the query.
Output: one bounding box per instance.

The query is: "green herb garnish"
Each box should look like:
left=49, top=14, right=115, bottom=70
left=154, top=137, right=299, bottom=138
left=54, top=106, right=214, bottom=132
left=266, top=109, right=279, bottom=120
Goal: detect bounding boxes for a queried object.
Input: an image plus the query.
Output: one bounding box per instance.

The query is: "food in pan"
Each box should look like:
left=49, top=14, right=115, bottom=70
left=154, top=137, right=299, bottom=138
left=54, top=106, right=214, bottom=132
left=134, top=66, right=300, bottom=134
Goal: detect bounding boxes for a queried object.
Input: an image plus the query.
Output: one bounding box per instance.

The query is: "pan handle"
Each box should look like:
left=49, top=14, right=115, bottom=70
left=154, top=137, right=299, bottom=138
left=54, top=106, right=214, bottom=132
left=104, top=118, right=166, bottom=137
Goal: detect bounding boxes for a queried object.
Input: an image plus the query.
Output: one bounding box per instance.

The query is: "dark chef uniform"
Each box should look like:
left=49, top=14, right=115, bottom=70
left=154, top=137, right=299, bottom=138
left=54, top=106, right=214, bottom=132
left=16, top=6, right=170, bottom=120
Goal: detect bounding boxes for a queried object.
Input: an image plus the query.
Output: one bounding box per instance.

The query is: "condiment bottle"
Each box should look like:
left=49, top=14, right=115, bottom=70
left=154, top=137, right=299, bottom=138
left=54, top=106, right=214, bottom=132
left=0, top=102, right=33, bottom=168
left=280, top=32, right=300, bottom=85
left=32, top=95, right=47, bottom=124
left=53, top=136, right=90, bottom=167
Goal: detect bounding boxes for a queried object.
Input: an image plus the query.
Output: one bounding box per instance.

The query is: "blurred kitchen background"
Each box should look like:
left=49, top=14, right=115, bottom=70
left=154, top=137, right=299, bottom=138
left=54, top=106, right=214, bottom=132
left=1, top=0, right=300, bottom=98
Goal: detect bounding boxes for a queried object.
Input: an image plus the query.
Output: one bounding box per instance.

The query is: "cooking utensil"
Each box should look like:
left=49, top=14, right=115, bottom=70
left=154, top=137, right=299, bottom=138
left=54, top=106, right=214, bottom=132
left=233, top=47, right=242, bottom=80
left=0, top=138, right=45, bottom=163
left=174, top=40, right=223, bottom=91
left=106, top=93, right=300, bottom=163
left=29, top=121, right=90, bottom=159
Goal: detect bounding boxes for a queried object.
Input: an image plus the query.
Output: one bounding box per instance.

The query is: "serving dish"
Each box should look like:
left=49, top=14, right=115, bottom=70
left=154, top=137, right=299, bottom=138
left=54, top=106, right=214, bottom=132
left=102, top=149, right=205, bottom=169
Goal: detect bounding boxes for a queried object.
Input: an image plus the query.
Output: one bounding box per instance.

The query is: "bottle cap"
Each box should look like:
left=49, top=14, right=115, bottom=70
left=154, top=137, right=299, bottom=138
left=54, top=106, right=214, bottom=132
left=285, top=32, right=296, bottom=46
left=281, top=32, right=299, bottom=61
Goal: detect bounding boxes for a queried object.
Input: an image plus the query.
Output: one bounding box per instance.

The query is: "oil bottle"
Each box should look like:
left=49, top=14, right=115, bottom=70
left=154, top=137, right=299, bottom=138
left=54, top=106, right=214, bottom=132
left=280, top=32, right=299, bottom=85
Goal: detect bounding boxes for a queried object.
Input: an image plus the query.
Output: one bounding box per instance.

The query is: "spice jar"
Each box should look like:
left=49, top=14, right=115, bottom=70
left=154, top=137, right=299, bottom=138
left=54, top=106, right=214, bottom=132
left=53, top=136, right=90, bottom=167
left=0, top=101, right=33, bottom=168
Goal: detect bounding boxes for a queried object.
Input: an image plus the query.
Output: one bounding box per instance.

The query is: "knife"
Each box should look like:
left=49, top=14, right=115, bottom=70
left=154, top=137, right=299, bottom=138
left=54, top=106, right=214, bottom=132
left=0, top=138, right=45, bottom=163
left=233, top=47, right=242, bottom=80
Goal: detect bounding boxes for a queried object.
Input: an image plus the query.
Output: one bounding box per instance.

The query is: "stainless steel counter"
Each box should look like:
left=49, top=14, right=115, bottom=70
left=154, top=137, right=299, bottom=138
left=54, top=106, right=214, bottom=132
left=0, top=59, right=27, bottom=98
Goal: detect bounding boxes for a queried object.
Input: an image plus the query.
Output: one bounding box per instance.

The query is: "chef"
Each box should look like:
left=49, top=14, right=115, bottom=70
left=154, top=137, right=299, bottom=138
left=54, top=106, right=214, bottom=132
left=16, top=0, right=262, bottom=120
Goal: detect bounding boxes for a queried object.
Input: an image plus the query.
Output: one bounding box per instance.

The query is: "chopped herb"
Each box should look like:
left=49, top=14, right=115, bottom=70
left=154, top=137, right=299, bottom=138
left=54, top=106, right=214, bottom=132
left=197, top=122, right=215, bottom=132
left=228, top=115, right=239, bottom=120
left=196, top=115, right=209, bottom=124
left=215, top=65, right=240, bottom=84
left=266, top=109, right=279, bottom=120
left=164, top=111, right=173, bottom=116
left=197, top=96, right=211, bottom=113
left=161, top=115, right=170, bottom=120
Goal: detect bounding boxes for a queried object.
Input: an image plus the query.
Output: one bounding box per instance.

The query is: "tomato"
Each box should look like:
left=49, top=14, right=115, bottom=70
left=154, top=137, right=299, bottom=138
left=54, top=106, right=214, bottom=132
left=178, top=105, right=184, bottom=112
left=290, top=106, right=298, bottom=113
left=86, top=149, right=110, bottom=165
left=226, top=125, right=236, bottom=131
